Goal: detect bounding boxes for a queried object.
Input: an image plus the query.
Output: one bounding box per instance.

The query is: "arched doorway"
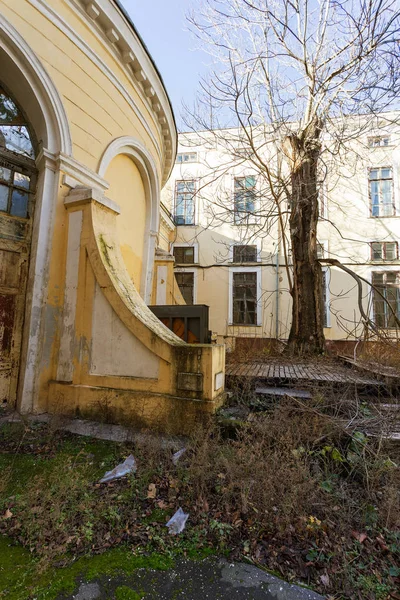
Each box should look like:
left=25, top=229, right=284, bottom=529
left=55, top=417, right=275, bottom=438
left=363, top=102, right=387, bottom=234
left=0, top=85, right=37, bottom=405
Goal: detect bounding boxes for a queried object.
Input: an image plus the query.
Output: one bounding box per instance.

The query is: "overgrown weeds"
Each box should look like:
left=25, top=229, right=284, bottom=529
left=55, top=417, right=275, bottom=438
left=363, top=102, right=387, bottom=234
left=0, top=395, right=399, bottom=599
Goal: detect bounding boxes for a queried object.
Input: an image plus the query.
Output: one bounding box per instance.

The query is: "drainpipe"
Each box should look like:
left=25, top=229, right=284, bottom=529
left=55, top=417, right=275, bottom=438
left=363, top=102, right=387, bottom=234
left=275, top=249, right=280, bottom=340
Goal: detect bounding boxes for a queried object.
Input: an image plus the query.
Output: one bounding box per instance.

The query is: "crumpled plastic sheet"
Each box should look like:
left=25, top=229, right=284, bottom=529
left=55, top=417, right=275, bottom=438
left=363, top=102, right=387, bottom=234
left=166, top=507, right=189, bottom=535
left=99, top=454, right=137, bottom=483
left=172, top=448, right=186, bottom=465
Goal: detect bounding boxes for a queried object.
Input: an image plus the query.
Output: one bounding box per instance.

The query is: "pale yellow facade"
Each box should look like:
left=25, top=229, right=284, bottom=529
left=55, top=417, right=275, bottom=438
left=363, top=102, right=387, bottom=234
left=163, top=128, right=400, bottom=350
left=0, top=0, right=225, bottom=433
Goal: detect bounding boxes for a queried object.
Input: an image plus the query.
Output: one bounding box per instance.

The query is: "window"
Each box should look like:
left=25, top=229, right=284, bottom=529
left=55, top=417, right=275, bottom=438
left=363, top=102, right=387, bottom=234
left=232, top=271, right=257, bottom=325
left=372, top=271, right=400, bottom=328
left=176, top=152, right=197, bottom=164
left=232, top=245, right=257, bottom=263
left=175, top=271, right=194, bottom=305
left=173, top=246, right=195, bottom=264
left=234, top=176, right=256, bottom=224
left=174, top=180, right=195, bottom=225
left=370, top=242, right=398, bottom=261
left=0, top=87, right=35, bottom=158
left=369, top=167, right=395, bottom=217
left=0, top=163, right=32, bottom=218
left=368, top=136, right=390, bottom=148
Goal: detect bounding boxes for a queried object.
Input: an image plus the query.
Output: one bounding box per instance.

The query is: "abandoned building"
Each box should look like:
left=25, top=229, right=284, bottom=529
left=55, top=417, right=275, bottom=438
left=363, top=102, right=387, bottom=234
left=0, top=0, right=225, bottom=433
left=163, top=127, right=400, bottom=353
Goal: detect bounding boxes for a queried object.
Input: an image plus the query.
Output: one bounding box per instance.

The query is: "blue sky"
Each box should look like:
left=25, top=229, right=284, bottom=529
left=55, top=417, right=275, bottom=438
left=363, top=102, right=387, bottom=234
left=121, top=0, right=207, bottom=127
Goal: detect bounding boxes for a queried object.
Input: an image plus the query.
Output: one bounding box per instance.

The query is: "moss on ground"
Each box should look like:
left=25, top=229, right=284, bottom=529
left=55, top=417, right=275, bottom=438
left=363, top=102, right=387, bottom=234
left=0, top=536, right=172, bottom=599
left=115, top=586, right=145, bottom=600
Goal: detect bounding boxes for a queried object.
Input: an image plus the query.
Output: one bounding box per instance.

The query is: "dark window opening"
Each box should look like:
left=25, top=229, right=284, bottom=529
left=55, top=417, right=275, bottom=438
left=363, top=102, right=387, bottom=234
left=232, top=245, right=257, bottom=263
left=372, top=271, right=400, bottom=328
left=370, top=241, right=398, bottom=261
left=173, top=246, right=195, bottom=264
left=232, top=271, right=257, bottom=325
left=175, top=271, right=194, bottom=305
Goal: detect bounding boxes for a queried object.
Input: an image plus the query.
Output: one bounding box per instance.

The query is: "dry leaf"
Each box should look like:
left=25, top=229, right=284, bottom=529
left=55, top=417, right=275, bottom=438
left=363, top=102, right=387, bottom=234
left=4, top=509, right=12, bottom=519
left=147, top=483, right=157, bottom=499
left=320, top=574, right=330, bottom=587
left=351, top=530, right=367, bottom=543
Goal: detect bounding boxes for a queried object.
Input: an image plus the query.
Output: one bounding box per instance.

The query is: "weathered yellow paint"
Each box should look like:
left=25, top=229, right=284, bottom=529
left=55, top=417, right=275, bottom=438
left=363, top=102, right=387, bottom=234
left=1, top=0, right=163, bottom=172
left=0, top=0, right=225, bottom=432
left=104, top=155, right=146, bottom=291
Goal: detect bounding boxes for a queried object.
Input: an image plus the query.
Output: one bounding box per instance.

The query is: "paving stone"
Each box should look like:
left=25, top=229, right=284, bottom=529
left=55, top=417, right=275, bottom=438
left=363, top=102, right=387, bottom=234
left=73, top=582, right=101, bottom=600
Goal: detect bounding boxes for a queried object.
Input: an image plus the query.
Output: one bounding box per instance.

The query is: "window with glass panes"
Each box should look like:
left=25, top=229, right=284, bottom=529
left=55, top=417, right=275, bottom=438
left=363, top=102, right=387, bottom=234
left=174, top=180, right=195, bottom=225
left=368, top=136, right=390, bottom=147
left=232, top=271, right=257, bottom=324
left=372, top=272, right=400, bottom=328
left=232, top=245, right=257, bottom=263
left=0, top=161, right=33, bottom=218
left=369, top=168, right=395, bottom=217
left=234, top=176, right=256, bottom=223
left=0, top=86, right=36, bottom=219
left=175, top=271, right=194, bottom=305
left=370, top=242, right=398, bottom=261
left=173, top=246, right=195, bottom=264
left=176, top=153, right=197, bottom=163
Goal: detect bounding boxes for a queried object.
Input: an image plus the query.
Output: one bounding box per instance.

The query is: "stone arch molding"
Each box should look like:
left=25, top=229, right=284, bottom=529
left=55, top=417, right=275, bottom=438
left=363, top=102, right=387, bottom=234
left=0, top=14, right=72, bottom=155
left=0, top=14, right=72, bottom=413
left=98, top=137, right=161, bottom=303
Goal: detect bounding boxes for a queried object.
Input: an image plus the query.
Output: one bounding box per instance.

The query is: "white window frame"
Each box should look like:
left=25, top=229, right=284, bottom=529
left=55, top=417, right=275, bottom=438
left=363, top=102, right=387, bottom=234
left=171, top=242, right=199, bottom=264
left=369, top=267, right=400, bottom=329
left=228, top=266, right=262, bottom=326
left=174, top=179, right=197, bottom=225
left=322, top=266, right=331, bottom=328
left=231, top=174, right=259, bottom=225
left=369, top=240, right=398, bottom=262
left=174, top=267, right=198, bottom=304
left=176, top=152, right=198, bottom=164
left=368, top=165, right=398, bottom=218
left=367, top=134, right=391, bottom=148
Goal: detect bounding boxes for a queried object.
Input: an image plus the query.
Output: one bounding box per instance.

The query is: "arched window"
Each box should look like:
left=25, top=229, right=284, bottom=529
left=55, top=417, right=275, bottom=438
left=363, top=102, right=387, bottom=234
left=0, top=86, right=36, bottom=219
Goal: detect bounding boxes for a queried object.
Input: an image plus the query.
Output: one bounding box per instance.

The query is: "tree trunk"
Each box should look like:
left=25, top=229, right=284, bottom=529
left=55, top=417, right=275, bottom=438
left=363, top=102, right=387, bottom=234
left=286, top=124, right=325, bottom=355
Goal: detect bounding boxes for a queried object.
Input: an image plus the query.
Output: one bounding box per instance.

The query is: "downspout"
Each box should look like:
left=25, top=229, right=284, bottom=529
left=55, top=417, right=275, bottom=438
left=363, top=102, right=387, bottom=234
left=275, top=249, right=280, bottom=340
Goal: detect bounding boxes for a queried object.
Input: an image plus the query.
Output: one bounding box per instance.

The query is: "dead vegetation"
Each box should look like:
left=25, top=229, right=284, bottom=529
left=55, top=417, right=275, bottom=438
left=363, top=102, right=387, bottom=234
left=0, top=387, right=399, bottom=600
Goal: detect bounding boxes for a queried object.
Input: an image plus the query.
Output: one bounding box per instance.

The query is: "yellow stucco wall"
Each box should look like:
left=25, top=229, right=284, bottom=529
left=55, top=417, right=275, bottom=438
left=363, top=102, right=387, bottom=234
left=0, top=0, right=163, bottom=173
left=0, top=0, right=225, bottom=430
left=105, top=155, right=146, bottom=291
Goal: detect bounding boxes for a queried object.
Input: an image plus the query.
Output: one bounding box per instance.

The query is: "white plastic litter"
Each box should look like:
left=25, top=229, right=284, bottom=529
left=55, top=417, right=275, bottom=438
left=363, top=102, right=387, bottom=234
left=99, top=454, right=137, bottom=483
left=166, top=507, right=189, bottom=535
left=172, top=448, right=186, bottom=465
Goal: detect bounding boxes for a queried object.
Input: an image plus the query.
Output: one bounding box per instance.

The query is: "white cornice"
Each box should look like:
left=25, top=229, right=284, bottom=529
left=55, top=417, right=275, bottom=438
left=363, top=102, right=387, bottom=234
left=160, top=204, right=175, bottom=232
left=70, top=0, right=176, bottom=185
left=59, top=153, right=110, bottom=191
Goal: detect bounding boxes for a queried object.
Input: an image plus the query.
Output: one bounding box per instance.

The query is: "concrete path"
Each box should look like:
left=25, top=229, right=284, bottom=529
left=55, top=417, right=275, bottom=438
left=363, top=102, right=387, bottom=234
left=66, top=557, right=325, bottom=600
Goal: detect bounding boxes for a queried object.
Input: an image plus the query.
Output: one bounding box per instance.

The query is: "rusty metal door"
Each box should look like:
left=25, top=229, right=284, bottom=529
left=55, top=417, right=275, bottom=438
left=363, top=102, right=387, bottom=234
left=0, top=86, right=36, bottom=405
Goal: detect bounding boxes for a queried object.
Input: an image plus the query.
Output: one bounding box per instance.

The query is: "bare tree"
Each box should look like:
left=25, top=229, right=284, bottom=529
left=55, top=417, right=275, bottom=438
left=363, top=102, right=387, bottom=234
left=185, top=0, right=400, bottom=354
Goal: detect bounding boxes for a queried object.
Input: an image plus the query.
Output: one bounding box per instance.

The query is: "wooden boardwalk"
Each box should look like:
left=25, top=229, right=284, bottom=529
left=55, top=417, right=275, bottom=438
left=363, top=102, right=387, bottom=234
left=225, top=359, right=383, bottom=387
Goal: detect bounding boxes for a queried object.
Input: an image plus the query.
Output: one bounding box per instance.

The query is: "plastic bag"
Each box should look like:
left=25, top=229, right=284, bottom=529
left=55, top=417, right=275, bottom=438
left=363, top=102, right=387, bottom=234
left=172, top=448, right=186, bottom=465
left=99, top=454, right=137, bottom=483
left=166, top=507, right=189, bottom=534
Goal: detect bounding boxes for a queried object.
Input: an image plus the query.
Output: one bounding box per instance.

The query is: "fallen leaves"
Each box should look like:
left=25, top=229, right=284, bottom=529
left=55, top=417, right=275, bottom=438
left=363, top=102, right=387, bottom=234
left=147, top=483, right=157, bottom=499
